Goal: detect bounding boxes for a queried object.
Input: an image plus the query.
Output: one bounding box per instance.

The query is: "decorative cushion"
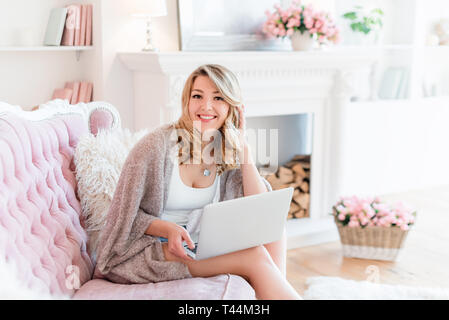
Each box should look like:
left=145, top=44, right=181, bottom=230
left=74, top=128, right=149, bottom=262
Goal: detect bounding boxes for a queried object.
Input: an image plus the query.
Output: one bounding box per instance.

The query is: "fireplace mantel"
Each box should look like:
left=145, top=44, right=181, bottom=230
left=118, top=50, right=378, bottom=249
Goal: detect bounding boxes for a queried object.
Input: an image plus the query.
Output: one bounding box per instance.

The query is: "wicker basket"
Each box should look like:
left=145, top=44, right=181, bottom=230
left=334, top=217, right=410, bottom=261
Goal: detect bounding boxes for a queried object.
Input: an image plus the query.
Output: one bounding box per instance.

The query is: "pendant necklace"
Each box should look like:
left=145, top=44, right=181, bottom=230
left=203, top=168, right=211, bottom=177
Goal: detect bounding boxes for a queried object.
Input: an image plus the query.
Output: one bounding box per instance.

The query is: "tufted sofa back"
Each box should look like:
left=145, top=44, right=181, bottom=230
left=0, top=100, right=120, bottom=297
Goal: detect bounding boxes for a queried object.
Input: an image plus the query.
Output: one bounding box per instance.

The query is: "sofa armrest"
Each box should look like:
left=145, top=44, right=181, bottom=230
left=85, top=102, right=121, bottom=135
left=1, top=99, right=122, bottom=134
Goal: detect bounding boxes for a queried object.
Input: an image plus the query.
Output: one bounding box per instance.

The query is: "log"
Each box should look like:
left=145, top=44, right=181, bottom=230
left=292, top=163, right=307, bottom=178
left=294, top=209, right=306, bottom=219
left=293, top=188, right=301, bottom=199
left=294, top=193, right=310, bottom=210
left=278, top=166, right=294, bottom=184
left=284, top=160, right=300, bottom=168
left=266, top=174, right=283, bottom=190
left=289, top=201, right=300, bottom=214
left=294, top=174, right=304, bottom=184
left=299, top=180, right=309, bottom=193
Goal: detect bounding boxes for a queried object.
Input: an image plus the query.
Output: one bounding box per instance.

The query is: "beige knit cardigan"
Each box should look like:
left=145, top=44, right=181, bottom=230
left=93, top=123, right=272, bottom=284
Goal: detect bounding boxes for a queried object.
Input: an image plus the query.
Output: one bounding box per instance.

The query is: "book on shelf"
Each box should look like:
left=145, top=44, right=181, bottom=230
left=86, top=4, right=93, bottom=46
left=73, top=4, right=82, bottom=46
left=64, top=81, right=80, bottom=104
left=61, top=5, right=78, bottom=46
left=44, top=8, right=68, bottom=46
left=79, top=5, right=87, bottom=47
left=86, top=82, right=93, bottom=102
left=52, top=88, right=73, bottom=101
left=58, top=3, right=93, bottom=47
left=52, top=81, right=93, bottom=104
left=78, top=81, right=93, bottom=103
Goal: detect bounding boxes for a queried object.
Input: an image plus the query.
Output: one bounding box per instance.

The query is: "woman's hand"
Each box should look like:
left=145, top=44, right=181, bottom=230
left=165, top=221, right=196, bottom=261
left=236, top=104, right=246, bottom=132
left=236, top=104, right=249, bottom=161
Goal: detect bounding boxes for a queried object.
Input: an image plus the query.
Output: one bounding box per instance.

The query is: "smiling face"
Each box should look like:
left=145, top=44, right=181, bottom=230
left=188, top=75, right=230, bottom=133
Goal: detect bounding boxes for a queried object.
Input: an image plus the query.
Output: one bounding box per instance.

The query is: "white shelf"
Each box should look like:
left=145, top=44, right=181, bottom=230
left=0, top=46, right=93, bottom=51
left=349, top=95, right=449, bottom=107
left=335, top=44, right=414, bottom=52
left=0, top=46, right=94, bottom=61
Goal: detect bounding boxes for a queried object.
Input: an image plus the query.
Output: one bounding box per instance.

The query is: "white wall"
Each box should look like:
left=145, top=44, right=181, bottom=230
left=96, top=0, right=179, bottom=130
left=339, top=97, right=449, bottom=196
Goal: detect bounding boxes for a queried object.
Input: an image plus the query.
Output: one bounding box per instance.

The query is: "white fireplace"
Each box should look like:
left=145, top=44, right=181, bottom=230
left=118, top=50, right=378, bottom=249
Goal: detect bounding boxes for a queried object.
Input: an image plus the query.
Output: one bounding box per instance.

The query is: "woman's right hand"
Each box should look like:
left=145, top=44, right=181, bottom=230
left=164, top=221, right=196, bottom=261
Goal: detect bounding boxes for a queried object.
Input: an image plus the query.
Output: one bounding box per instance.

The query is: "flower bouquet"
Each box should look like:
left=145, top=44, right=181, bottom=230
left=332, top=196, right=416, bottom=261
left=262, top=0, right=340, bottom=51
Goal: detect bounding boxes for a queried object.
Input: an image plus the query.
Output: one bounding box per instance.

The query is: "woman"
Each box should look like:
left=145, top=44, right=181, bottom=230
left=94, top=64, right=301, bottom=300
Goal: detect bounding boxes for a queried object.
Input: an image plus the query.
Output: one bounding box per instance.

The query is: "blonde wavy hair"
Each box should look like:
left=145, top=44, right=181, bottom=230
left=174, top=64, right=243, bottom=175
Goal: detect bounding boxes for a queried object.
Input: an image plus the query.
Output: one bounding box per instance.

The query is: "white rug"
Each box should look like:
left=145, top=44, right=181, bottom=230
left=303, top=276, right=449, bottom=300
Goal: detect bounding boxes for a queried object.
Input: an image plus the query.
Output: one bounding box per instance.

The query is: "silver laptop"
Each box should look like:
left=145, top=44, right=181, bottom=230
left=185, top=187, right=294, bottom=260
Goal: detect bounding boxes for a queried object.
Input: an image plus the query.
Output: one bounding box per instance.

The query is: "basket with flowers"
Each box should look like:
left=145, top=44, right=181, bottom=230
left=332, top=196, right=416, bottom=261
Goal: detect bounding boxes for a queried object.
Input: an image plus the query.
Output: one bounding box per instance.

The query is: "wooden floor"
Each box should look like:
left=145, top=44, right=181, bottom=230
left=286, top=185, right=449, bottom=296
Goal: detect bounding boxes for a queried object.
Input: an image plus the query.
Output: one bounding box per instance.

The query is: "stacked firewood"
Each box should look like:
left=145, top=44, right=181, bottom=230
left=260, top=155, right=311, bottom=219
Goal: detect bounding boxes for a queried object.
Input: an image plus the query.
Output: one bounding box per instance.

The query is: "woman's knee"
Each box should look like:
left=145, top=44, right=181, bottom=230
left=244, top=245, right=274, bottom=266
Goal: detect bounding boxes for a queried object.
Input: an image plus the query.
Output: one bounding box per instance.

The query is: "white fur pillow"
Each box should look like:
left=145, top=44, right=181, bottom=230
left=74, top=128, right=149, bottom=263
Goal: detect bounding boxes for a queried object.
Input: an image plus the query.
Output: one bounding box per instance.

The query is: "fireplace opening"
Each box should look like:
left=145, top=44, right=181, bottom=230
left=245, top=113, right=313, bottom=220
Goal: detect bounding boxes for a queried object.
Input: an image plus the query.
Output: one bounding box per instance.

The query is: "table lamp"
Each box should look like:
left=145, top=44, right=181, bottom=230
left=131, top=0, right=167, bottom=51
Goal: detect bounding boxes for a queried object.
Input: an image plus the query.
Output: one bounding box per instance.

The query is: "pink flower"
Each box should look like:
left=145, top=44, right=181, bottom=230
left=338, top=213, right=345, bottom=221
left=314, top=19, right=323, bottom=29
left=348, top=220, right=359, bottom=228
left=287, top=19, right=296, bottom=28
left=262, top=2, right=340, bottom=43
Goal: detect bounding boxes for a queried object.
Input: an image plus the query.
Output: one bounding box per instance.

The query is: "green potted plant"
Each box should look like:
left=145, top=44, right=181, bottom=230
left=342, top=5, right=384, bottom=45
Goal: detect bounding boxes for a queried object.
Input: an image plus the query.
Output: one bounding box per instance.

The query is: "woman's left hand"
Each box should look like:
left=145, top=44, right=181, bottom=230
left=236, top=104, right=246, bottom=132
left=236, top=104, right=247, bottom=147
left=236, top=104, right=250, bottom=162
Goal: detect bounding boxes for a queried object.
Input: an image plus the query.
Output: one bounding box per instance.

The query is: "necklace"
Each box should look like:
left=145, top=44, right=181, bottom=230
left=203, top=169, right=211, bottom=177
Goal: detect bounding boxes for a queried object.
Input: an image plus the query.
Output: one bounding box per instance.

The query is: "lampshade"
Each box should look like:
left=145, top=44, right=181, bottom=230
left=131, top=0, right=167, bottom=18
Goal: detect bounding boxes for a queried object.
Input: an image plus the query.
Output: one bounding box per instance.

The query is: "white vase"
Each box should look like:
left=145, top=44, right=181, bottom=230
left=290, top=31, right=315, bottom=51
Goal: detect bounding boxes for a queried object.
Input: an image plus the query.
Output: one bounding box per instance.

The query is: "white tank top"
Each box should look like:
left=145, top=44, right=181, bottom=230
left=160, top=160, right=219, bottom=227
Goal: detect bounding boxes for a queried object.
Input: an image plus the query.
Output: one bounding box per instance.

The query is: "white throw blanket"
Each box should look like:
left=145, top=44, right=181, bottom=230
left=304, top=276, right=449, bottom=300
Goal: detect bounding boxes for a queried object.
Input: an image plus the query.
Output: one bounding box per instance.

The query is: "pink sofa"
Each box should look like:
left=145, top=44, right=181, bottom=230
left=0, top=100, right=255, bottom=300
